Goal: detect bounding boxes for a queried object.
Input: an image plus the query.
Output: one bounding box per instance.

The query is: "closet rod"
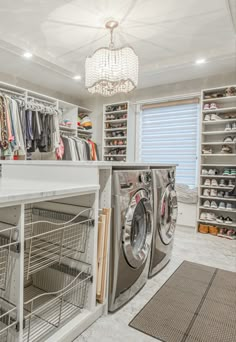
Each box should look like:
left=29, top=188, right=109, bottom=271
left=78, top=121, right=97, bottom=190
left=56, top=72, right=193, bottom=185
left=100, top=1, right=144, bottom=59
left=0, top=87, right=25, bottom=96
left=28, top=96, right=56, bottom=105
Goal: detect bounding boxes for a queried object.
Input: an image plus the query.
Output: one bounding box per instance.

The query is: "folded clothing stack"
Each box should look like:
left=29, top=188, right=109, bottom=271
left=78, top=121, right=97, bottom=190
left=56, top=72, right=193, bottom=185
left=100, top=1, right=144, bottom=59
left=78, top=113, right=92, bottom=130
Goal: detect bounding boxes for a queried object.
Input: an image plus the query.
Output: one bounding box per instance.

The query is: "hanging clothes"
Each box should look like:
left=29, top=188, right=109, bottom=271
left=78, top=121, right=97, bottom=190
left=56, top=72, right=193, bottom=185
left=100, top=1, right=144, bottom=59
left=60, top=135, right=99, bottom=161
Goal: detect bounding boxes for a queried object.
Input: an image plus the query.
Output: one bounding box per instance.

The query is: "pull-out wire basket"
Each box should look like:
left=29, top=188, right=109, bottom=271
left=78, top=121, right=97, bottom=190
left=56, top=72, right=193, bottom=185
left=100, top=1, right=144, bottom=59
left=0, top=298, right=18, bottom=342
left=24, top=208, right=93, bottom=280
left=23, top=261, right=92, bottom=342
left=0, top=222, right=19, bottom=291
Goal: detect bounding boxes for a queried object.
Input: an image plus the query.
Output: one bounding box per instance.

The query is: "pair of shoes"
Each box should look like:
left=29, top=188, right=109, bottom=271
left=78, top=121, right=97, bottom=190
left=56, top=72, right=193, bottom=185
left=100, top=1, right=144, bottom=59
left=204, top=179, right=218, bottom=187
left=198, top=224, right=209, bottom=234
left=202, top=168, right=218, bottom=175
left=218, top=228, right=236, bottom=239
left=216, top=216, right=233, bottom=224
left=200, top=212, right=216, bottom=221
left=225, top=123, right=236, bottom=131
left=208, top=225, right=219, bottom=236
left=204, top=113, right=222, bottom=121
left=218, top=202, right=233, bottom=210
left=219, top=179, right=234, bottom=187
left=204, top=103, right=219, bottom=110
left=202, top=147, right=212, bottom=154
left=203, top=189, right=217, bottom=197
left=223, top=136, right=236, bottom=143
left=221, top=145, right=233, bottom=154
left=223, top=169, right=236, bottom=176
left=203, top=200, right=217, bottom=208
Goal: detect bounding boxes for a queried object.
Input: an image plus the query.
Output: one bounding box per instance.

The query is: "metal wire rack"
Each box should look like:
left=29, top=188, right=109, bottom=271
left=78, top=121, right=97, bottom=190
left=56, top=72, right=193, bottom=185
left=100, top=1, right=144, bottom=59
left=0, top=297, right=18, bottom=342
left=24, top=208, right=93, bottom=280
left=0, top=222, right=19, bottom=291
left=23, top=261, right=92, bottom=342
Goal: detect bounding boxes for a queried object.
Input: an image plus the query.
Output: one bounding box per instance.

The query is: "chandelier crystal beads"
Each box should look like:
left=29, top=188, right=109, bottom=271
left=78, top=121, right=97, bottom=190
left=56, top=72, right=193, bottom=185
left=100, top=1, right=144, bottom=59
left=85, top=21, right=138, bottom=96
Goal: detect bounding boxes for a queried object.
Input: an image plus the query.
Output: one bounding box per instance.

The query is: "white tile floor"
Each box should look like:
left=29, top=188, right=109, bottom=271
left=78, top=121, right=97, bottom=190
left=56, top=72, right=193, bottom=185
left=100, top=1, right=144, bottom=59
left=75, top=226, right=236, bottom=342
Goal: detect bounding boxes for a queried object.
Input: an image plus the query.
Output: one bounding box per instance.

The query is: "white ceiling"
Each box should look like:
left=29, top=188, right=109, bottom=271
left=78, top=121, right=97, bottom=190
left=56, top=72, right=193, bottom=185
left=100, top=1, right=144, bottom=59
left=0, top=0, right=235, bottom=99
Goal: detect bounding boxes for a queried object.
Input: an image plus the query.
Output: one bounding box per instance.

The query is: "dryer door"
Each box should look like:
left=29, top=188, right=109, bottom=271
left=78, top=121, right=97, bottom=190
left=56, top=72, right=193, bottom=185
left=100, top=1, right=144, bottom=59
left=159, top=184, right=178, bottom=245
left=123, top=189, right=152, bottom=269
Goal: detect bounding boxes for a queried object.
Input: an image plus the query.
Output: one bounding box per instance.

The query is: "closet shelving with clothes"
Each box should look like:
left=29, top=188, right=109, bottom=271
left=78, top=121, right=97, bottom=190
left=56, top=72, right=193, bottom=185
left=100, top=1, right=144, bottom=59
left=102, top=101, right=135, bottom=162
left=0, top=81, right=99, bottom=161
left=198, top=85, right=236, bottom=239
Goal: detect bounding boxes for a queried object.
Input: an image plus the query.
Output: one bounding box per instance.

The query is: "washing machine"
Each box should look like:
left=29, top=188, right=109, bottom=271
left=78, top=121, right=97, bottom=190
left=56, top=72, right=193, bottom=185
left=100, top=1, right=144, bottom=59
left=108, top=170, right=153, bottom=312
left=149, top=168, right=178, bottom=278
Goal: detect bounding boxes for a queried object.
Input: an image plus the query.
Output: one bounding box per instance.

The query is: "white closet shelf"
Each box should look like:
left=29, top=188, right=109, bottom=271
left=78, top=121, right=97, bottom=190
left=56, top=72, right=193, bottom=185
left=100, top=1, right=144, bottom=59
left=105, top=110, right=128, bottom=115
left=202, top=131, right=236, bottom=135
left=199, top=206, right=236, bottom=213
left=104, top=137, right=127, bottom=140
left=202, top=96, right=236, bottom=103
left=203, top=118, right=236, bottom=124
left=105, top=119, right=127, bottom=124
left=201, top=175, right=236, bottom=179
left=198, top=219, right=236, bottom=228
left=202, top=107, right=236, bottom=114
left=59, top=126, right=76, bottom=131
left=105, top=127, right=127, bottom=131
left=202, top=142, right=236, bottom=145
left=201, top=154, right=236, bottom=157
left=200, top=185, right=234, bottom=190
left=201, top=164, right=236, bottom=167
left=104, top=145, right=127, bottom=148
left=200, top=196, right=236, bottom=202
left=104, top=154, right=127, bottom=157
left=77, top=128, right=93, bottom=134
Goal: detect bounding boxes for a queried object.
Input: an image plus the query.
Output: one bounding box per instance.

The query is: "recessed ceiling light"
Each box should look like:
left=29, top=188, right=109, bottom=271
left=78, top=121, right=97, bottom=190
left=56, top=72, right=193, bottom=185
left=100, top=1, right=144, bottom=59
left=73, top=75, right=81, bottom=80
left=195, top=58, right=206, bottom=65
left=23, top=52, right=33, bottom=59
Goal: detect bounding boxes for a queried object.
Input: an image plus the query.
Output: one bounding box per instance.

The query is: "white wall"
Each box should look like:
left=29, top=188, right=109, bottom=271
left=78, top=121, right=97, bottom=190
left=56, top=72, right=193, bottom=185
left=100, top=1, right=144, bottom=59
left=80, top=72, right=236, bottom=156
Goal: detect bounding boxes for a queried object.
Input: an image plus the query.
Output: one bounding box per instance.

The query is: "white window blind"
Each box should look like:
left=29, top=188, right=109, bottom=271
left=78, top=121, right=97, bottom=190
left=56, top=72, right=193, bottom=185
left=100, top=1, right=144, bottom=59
left=139, top=101, right=199, bottom=187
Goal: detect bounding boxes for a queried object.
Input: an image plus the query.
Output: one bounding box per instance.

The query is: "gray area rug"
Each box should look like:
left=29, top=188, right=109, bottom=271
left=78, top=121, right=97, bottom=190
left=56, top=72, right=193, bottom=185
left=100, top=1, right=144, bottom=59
left=129, top=261, right=236, bottom=342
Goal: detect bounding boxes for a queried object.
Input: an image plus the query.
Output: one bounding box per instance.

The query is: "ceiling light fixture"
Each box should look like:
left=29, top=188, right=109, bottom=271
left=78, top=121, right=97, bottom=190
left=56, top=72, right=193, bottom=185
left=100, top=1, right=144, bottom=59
left=195, top=58, right=206, bottom=65
left=23, top=51, right=33, bottom=59
left=73, top=75, right=81, bottom=80
left=85, top=20, right=139, bottom=96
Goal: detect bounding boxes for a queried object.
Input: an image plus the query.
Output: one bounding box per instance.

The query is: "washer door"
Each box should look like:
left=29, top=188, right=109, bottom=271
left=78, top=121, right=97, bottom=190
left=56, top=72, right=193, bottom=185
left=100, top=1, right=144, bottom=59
left=159, top=184, right=178, bottom=245
left=123, top=189, right=152, bottom=269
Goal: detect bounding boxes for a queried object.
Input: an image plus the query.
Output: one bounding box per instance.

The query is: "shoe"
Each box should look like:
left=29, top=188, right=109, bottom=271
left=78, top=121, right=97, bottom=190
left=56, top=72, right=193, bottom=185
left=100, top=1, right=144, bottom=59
left=233, top=137, right=236, bottom=143
left=223, top=136, right=233, bottom=143
left=203, top=189, right=210, bottom=196
left=219, top=179, right=226, bottom=187
left=218, top=228, right=227, bottom=234
left=207, top=212, right=216, bottom=221
left=210, top=103, right=218, bottom=109
left=225, top=123, right=232, bottom=131
left=202, top=147, right=212, bottom=154
left=216, top=216, right=224, bottom=223
left=211, top=114, right=222, bottom=121
left=199, top=224, right=209, bottom=234
left=228, top=180, right=234, bottom=188
left=231, top=169, right=236, bottom=175
left=202, top=169, right=208, bottom=175
left=226, top=229, right=235, bottom=237
left=217, top=191, right=224, bottom=197
left=211, top=201, right=218, bottom=209
left=225, top=217, right=233, bottom=224
left=200, top=212, right=207, bottom=220
left=221, top=145, right=232, bottom=154
left=203, top=200, right=210, bottom=207
left=219, top=202, right=226, bottom=209
left=210, top=189, right=217, bottom=197
left=232, top=122, right=236, bottom=130
left=223, top=169, right=230, bottom=176
left=211, top=179, right=218, bottom=187
left=204, top=104, right=210, bottom=110
left=209, top=169, right=218, bottom=175
left=204, top=179, right=211, bottom=186
left=226, top=203, right=233, bottom=210
left=209, top=225, right=219, bottom=236
left=224, top=192, right=230, bottom=198
left=204, top=114, right=211, bottom=121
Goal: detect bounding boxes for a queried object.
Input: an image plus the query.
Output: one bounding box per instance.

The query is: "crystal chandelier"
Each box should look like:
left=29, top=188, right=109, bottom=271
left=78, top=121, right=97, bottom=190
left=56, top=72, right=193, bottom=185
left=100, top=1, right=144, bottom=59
left=85, top=20, right=139, bottom=96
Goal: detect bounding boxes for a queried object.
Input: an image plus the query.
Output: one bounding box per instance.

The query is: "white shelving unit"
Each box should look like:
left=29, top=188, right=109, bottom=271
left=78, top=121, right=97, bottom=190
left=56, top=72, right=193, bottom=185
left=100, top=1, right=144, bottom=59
left=102, top=101, right=135, bottom=162
left=197, top=84, right=236, bottom=239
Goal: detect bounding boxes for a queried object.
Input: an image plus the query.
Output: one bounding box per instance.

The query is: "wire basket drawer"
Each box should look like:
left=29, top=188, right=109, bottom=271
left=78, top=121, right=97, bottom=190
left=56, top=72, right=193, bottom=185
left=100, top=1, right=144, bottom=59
left=24, top=262, right=92, bottom=342
left=0, top=298, right=18, bottom=342
left=24, top=208, right=93, bottom=279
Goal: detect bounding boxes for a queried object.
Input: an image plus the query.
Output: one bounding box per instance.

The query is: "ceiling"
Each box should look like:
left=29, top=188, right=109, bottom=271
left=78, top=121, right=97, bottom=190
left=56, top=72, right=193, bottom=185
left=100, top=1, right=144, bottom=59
left=0, top=0, right=235, bottom=99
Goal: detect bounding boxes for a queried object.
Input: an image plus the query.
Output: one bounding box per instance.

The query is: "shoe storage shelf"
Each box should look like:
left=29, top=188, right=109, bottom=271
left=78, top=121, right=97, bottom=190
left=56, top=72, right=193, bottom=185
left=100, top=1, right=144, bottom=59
left=0, top=180, right=103, bottom=342
left=102, top=101, right=135, bottom=162
left=197, top=84, right=236, bottom=239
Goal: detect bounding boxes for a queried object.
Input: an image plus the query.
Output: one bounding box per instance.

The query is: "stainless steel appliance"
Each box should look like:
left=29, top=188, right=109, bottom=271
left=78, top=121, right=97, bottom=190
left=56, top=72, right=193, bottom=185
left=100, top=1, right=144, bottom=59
left=149, top=168, right=178, bottom=277
left=108, top=170, right=153, bottom=312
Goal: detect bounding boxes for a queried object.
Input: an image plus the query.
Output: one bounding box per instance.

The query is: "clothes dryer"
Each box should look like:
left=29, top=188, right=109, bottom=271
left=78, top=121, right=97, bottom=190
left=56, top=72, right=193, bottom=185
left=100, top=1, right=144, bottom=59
left=109, top=170, right=153, bottom=312
left=149, top=168, right=178, bottom=277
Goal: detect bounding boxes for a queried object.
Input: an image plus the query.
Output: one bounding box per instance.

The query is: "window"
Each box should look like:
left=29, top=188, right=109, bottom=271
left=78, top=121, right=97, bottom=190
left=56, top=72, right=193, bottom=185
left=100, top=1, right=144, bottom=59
left=139, top=100, right=199, bottom=187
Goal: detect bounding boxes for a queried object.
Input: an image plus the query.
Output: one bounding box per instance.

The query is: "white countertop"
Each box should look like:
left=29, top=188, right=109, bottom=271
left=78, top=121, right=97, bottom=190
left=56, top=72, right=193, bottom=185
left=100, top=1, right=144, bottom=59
left=0, top=177, right=99, bottom=207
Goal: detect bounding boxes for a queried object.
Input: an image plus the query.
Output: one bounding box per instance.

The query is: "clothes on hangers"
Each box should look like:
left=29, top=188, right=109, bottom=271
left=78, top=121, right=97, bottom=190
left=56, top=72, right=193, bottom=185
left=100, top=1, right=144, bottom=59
left=60, top=135, right=99, bottom=161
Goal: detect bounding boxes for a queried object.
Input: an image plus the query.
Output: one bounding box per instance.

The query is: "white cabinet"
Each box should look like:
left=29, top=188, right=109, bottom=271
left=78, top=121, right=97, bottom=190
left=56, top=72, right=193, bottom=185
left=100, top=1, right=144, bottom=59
left=177, top=202, right=197, bottom=228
